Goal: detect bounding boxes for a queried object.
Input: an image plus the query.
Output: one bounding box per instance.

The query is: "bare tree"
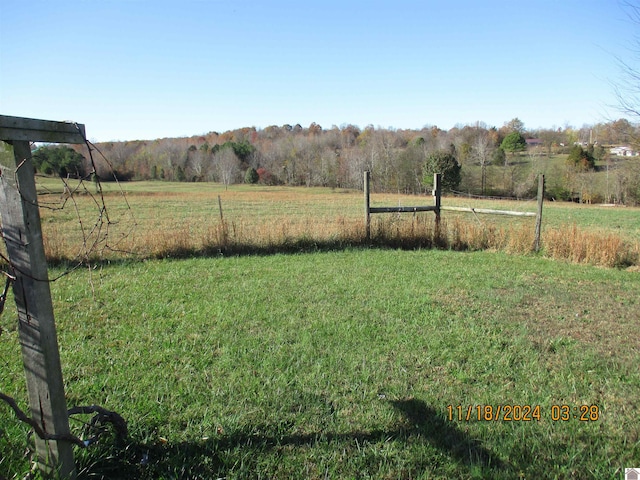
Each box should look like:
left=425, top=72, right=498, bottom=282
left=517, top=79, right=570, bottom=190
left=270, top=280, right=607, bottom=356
left=186, top=148, right=211, bottom=182
left=214, top=147, right=240, bottom=190
left=341, top=147, right=367, bottom=190
left=613, top=2, right=640, bottom=123
left=609, top=2, right=640, bottom=204
left=151, top=141, right=185, bottom=181
left=472, top=132, right=493, bottom=195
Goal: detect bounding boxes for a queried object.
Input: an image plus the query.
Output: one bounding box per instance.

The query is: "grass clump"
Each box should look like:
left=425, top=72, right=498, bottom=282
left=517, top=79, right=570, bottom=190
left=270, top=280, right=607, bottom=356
left=544, top=224, right=639, bottom=268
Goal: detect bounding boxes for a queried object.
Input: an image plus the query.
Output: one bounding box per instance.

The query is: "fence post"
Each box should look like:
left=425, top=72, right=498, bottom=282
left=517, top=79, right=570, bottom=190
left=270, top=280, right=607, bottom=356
left=364, top=171, right=371, bottom=241
left=432, top=173, right=442, bottom=229
left=534, top=174, right=545, bottom=252
left=217, top=195, right=224, bottom=220
left=0, top=141, right=76, bottom=479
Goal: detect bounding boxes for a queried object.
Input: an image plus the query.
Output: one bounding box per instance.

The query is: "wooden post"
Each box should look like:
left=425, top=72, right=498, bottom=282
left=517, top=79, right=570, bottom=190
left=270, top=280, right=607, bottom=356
left=0, top=141, right=76, bottom=478
left=0, top=116, right=86, bottom=480
left=364, top=171, right=371, bottom=241
left=432, top=173, right=442, bottom=229
left=534, top=174, right=545, bottom=252
left=217, top=195, right=224, bottom=221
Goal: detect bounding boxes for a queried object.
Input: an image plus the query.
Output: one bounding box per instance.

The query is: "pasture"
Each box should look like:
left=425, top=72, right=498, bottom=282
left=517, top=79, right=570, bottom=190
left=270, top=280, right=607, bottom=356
left=31, top=179, right=640, bottom=267
left=1, top=181, right=639, bottom=479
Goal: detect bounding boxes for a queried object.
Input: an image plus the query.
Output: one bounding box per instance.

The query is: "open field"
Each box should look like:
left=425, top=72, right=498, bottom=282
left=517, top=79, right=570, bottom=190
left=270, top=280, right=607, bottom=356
left=28, top=179, right=640, bottom=268
left=0, top=180, right=639, bottom=478
left=0, top=249, right=639, bottom=478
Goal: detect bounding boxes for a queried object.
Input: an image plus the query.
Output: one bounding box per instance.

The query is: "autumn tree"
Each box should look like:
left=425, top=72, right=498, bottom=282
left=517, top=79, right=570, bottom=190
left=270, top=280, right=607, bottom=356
left=615, top=160, right=640, bottom=205
left=536, top=128, right=562, bottom=157
left=308, top=122, right=322, bottom=135
left=500, top=117, right=525, bottom=136
left=256, top=167, right=274, bottom=185
left=69, top=117, right=640, bottom=201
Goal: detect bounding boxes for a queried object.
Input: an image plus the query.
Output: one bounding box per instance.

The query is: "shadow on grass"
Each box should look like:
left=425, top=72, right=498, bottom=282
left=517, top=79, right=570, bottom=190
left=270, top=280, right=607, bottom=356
left=77, top=399, right=515, bottom=479
left=46, top=234, right=453, bottom=270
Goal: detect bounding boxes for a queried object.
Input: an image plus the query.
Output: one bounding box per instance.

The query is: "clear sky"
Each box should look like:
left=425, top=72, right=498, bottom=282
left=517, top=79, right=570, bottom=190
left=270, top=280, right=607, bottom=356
left=1, top=0, right=638, bottom=142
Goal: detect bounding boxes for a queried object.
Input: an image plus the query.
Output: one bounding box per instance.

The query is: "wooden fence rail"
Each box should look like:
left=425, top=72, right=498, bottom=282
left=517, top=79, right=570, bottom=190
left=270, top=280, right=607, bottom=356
left=364, top=171, right=442, bottom=240
left=364, top=171, right=545, bottom=251
left=440, top=206, right=536, bottom=217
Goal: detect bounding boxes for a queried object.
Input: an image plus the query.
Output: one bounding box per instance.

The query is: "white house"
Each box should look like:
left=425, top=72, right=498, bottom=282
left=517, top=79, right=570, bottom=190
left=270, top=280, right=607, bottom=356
left=610, top=146, right=639, bottom=156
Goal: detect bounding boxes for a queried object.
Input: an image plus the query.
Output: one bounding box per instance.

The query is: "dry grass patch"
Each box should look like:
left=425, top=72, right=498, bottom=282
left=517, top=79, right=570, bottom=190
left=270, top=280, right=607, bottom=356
left=543, top=224, right=639, bottom=268
left=3, top=182, right=635, bottom=269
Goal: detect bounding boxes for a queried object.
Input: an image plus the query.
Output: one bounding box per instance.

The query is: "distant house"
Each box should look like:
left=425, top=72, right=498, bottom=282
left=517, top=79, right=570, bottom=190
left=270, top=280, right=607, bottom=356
left=610, top=146, right=638, bottom=156
left=526, top=138, right=543, bottom=147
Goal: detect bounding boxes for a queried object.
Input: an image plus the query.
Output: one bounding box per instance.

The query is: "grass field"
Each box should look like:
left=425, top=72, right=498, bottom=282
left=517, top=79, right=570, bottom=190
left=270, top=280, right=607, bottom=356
left=30, top=179, right=640, bottom=268
left=1, top=250, right=639, bottom=479
left=1, top=180, right=639, bottom=479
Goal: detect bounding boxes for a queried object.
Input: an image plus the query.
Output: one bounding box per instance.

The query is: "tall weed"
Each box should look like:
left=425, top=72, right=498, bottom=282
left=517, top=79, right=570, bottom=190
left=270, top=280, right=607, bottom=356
left=544, top=224, right=639, bottom=268
left=38, top=204, right=639, bottom=268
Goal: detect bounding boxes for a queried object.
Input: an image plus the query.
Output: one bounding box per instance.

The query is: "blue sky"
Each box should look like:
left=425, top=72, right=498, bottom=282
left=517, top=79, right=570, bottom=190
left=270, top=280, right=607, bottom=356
left=1, top=0, right=637, bottom=141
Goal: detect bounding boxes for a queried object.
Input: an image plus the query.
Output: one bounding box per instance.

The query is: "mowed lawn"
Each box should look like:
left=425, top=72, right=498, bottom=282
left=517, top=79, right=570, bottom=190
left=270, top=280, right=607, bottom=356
left=1, top=248, right=639, bottom=479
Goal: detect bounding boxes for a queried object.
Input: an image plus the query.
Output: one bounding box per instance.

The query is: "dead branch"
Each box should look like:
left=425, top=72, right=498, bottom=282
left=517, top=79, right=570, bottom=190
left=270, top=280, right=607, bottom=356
left=0, top=391, right=127, bottom=448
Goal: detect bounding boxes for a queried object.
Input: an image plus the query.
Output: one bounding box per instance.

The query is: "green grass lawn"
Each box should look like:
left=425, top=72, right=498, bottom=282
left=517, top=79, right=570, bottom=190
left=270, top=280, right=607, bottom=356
left=1, top=249, right=638, bottom=479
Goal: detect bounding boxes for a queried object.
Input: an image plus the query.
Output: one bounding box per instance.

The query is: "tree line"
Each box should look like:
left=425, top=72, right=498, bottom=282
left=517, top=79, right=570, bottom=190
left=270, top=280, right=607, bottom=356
left=33, top=117, right=640, bottom=205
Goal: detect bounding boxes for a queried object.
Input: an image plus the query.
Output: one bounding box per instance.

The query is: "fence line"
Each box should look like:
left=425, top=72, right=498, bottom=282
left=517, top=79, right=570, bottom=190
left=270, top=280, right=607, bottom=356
left=363, top=172, right=545, bottom=251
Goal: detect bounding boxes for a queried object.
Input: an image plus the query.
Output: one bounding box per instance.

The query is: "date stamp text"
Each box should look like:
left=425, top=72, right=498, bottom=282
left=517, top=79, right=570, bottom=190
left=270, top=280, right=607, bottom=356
left=446, top=404, right=600, bottom=422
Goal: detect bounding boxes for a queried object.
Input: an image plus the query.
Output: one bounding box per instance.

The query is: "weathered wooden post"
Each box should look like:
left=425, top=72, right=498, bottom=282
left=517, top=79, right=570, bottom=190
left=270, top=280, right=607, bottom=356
left=534, top=174, right=545, bottom=252
left=0, top=115, right=86, bottom=479
left=364, top=170, right=371, bottom=241
left=432, top=173, right=442, bottom=230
